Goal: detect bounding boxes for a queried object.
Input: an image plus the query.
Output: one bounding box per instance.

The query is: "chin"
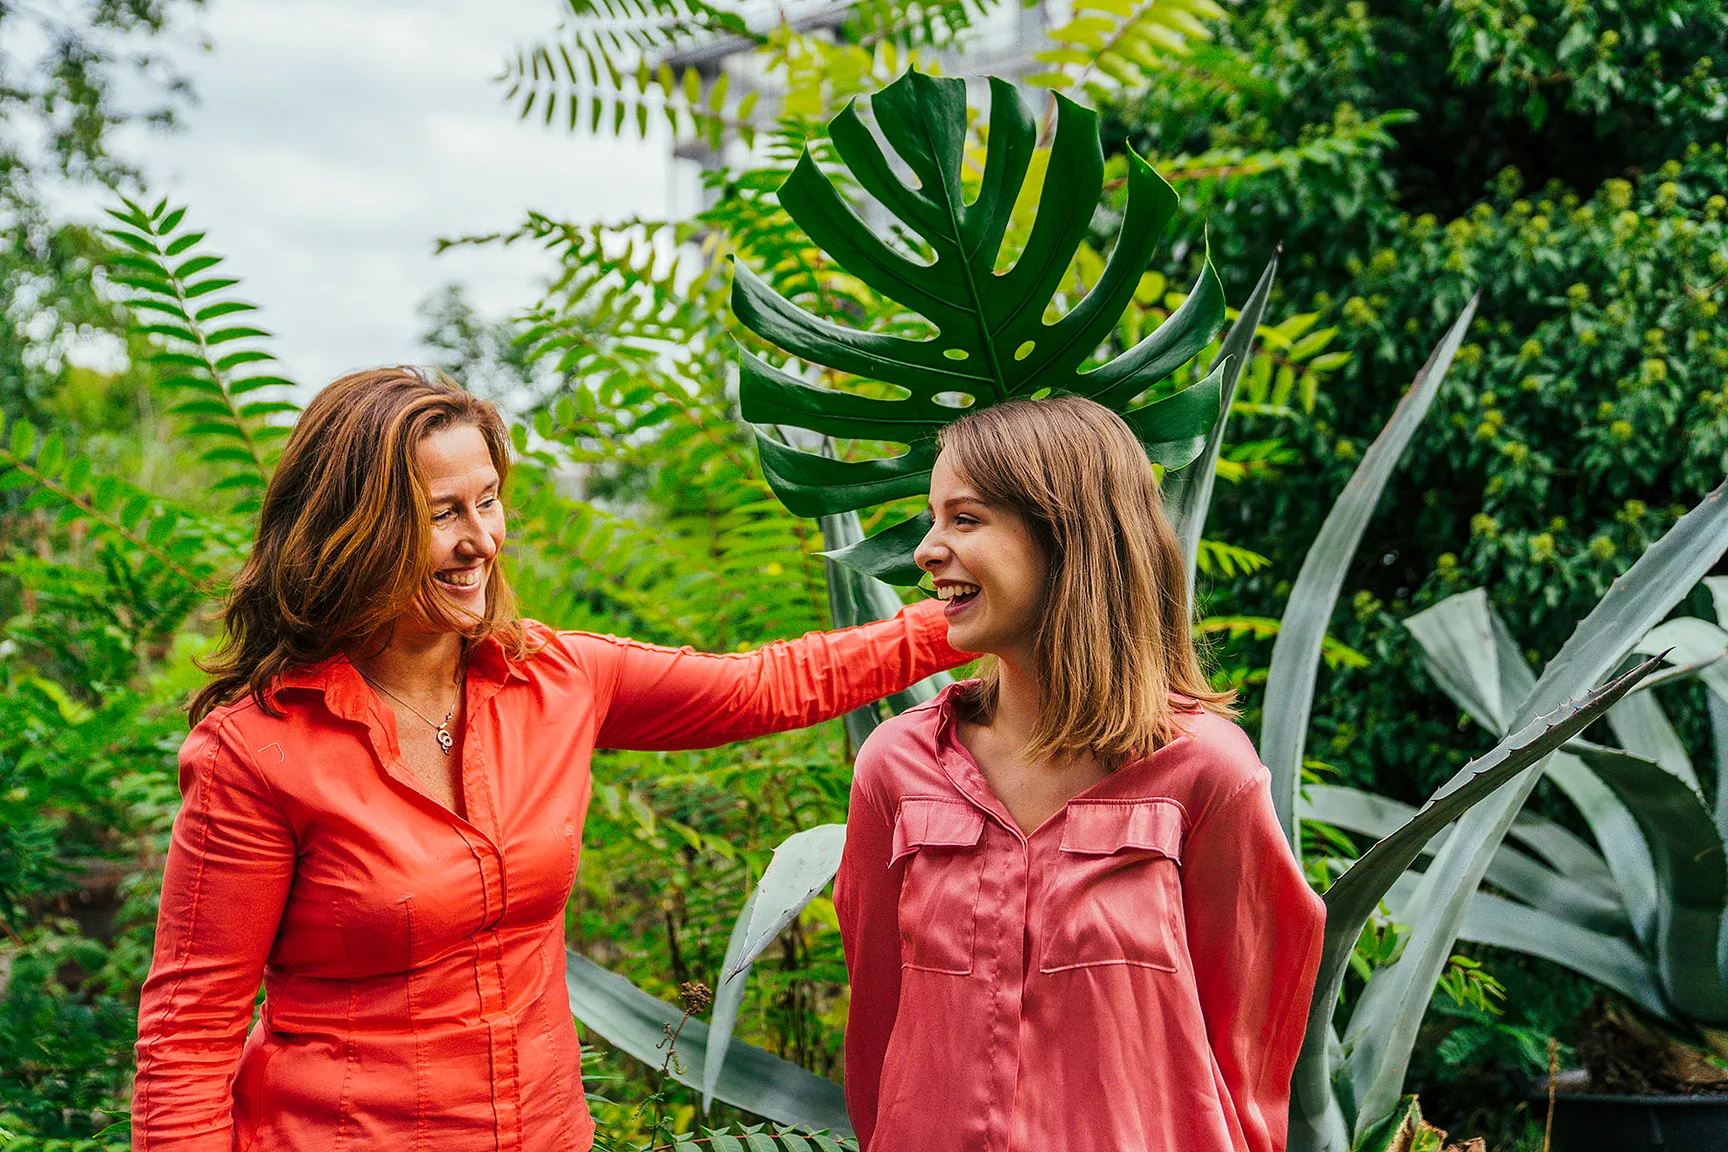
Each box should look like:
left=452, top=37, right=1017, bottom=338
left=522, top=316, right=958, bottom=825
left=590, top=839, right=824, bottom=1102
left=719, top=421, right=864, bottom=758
left=945, top=624, right=995, bottom=657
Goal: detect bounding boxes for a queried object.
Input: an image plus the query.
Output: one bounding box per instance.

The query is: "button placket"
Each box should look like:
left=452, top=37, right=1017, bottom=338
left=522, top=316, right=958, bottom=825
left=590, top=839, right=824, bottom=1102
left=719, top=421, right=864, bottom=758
left=458, top=671, right=524, bottom=1147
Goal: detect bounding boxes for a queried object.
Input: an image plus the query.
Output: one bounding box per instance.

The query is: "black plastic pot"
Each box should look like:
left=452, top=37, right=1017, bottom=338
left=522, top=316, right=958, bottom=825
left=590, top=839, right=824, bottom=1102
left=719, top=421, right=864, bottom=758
left=1547, top=1093, right=1728, bottom=1151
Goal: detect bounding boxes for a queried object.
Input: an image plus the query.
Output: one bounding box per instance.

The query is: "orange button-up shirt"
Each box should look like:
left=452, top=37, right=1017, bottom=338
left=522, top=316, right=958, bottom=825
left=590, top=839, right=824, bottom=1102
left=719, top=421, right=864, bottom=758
left=133, top=603, right=963, bottom=1151
left=837, top=685, right=1325, bottom=1152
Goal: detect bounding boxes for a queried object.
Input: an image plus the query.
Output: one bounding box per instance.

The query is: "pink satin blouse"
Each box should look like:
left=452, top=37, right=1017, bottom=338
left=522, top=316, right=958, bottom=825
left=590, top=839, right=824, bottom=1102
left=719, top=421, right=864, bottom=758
left=836, top=684, right=1325, bottom=1152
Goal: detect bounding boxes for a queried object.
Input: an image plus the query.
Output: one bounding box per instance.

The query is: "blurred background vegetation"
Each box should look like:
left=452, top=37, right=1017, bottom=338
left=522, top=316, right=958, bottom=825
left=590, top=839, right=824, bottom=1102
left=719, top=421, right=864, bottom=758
left=0, top=0, right=1723, bottom=1148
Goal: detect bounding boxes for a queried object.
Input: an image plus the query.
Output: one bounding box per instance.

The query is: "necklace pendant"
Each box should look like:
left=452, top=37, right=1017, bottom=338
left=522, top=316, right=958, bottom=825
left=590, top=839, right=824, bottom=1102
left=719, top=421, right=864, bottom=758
left=436, top=727, right=454, bottom=755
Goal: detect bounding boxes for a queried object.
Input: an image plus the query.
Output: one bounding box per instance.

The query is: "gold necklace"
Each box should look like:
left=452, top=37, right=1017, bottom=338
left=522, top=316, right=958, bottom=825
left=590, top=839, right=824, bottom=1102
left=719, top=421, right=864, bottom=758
left=358, top=669, right=465, bottom=756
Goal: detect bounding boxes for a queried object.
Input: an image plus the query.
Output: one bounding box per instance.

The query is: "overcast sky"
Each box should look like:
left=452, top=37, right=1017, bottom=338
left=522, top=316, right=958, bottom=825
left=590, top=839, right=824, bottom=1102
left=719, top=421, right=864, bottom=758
left=110, top=0, right=687, bottom=390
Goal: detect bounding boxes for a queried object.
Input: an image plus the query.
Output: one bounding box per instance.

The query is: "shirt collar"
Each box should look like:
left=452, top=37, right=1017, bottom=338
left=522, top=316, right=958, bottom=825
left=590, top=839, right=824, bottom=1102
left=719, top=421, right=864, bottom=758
left=271, top=631, right=532, bottom=720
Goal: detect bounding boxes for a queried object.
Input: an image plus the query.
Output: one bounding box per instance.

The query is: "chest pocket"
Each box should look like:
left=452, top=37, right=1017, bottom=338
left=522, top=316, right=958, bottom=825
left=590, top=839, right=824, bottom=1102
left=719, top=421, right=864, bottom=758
left=891, top=797, right=986, bottom=975
left=1039, top=799, right=1185, bottom=974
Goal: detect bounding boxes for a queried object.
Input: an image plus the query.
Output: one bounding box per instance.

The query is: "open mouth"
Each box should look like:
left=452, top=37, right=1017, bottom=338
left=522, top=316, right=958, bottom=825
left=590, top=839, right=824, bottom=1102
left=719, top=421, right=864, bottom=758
left=935, top=582, right=980, bottom=611
left=435, top=567, right=485, bottom=592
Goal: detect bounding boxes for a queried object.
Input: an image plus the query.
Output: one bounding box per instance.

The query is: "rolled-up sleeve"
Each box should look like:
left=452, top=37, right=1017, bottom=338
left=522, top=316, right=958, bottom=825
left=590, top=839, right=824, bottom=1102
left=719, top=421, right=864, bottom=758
left=584, top=599, right=967, bottom=751
left=133, top=717, right=296, bottom=1151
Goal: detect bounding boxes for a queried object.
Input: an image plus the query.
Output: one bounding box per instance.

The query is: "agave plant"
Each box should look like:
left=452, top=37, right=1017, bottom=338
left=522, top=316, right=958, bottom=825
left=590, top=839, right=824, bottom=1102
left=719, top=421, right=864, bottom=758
left=1368, top=580, right=1728, bottom=1044
left=1280, top=478, right=1728, bottom=1150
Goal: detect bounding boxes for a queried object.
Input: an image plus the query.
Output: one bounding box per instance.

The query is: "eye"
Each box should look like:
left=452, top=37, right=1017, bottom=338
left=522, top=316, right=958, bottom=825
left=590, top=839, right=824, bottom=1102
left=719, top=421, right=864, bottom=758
left=954, top=514, right=980, bottom=527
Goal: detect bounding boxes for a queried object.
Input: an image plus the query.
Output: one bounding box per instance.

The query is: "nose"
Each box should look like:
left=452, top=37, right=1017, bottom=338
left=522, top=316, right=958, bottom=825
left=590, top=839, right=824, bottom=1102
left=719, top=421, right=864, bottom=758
left=913, top=516, right=946, bottom=572
left=456, top=512, right=499, bottom=561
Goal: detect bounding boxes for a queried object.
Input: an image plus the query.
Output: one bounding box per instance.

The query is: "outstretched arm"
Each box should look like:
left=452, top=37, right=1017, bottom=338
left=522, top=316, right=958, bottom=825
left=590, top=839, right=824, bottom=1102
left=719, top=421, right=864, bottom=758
left=133, top=718, right=296, bottom=1151
left=585, top=598, right=967, bottom=750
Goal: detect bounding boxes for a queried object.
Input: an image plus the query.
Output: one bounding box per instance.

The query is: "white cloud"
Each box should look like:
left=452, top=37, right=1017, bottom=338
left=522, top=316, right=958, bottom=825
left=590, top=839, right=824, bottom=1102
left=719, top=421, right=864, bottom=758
left=119, top=0, right=688, bottom=392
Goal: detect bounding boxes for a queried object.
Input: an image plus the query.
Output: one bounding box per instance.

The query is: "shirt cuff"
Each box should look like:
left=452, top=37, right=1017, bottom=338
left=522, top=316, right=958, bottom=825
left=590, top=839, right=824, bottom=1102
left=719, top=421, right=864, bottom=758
left=903, top=597, right=975, bottom=670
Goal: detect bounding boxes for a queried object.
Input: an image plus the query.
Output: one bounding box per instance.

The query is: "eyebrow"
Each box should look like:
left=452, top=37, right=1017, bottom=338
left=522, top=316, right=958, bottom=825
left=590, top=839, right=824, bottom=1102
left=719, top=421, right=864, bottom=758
left=927, top=494, right=988, bottom=514
left=431, top=479, right=501, bottom=506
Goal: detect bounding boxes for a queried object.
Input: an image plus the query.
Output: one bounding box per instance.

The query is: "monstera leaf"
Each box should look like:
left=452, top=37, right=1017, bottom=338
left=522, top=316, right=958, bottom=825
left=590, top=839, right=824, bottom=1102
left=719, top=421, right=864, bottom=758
left=733, top=67, right=1226, bottom=580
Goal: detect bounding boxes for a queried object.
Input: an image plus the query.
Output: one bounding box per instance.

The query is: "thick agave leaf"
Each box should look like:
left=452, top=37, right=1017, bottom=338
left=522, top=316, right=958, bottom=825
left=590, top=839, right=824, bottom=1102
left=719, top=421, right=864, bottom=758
left=1406, top=588, right=1663, bottom=942
left=1343, top=478, right=1728, bottom=1139
left=699, top=825, right=848, bottom=1109
left=1302, top=785, right=1628, bottom=935
left=1260, top=295, right=1479, bottom=846
left=1566, top=739, right=1728, bottom=1024
left=1607, top=691, right=1698, bottom=792
left=1438, top=882, right=1668, bottom=1018
left=1165, top=252, right=1279, bottom=613
left=1409, top=587, right=1728, bottom=1006
left=702, top=889, right=758, bottom=1113
left=1634, top=617, right=1728, bottom=715
left=724, top=824, right=849, bottom=980
left=565, top=952, right=851, bottom=1132
left=1288, top=656, right=1663, bottom=1152
left=733, top=68, right=1225, bottom=573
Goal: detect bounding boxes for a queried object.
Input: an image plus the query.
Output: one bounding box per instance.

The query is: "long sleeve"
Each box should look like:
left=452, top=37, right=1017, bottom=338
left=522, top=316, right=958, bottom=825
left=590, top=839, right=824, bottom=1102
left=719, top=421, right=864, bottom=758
left=1181, top=771, right=1325, bottom=1152
left=585, top=599, right=967, bottom=751
left=133, top=717, right=297, bottom=1151
left=835, top=771, right=904, bottom=1152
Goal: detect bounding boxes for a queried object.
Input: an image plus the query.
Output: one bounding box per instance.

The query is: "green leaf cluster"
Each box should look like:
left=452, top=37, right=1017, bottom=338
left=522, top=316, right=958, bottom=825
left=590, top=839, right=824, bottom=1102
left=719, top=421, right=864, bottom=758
left=101, top=197, right=300, bottom=511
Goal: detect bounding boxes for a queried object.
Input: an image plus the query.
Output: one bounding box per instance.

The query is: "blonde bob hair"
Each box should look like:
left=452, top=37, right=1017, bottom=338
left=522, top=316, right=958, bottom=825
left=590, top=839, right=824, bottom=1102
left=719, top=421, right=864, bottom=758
left=939, top=393, right=1236, bottom=765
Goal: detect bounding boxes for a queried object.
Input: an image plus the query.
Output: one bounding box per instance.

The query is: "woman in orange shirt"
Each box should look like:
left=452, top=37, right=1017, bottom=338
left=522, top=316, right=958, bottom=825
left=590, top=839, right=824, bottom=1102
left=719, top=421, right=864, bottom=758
left=132, top=367, right=967, bottom=1151
left=837, top=395, right=1325, bottom=1152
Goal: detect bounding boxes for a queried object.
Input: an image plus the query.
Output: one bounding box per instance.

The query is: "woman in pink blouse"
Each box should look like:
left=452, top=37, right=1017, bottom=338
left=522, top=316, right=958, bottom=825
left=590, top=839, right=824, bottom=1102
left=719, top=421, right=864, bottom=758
left=836, top=395, right=1326, bottom=1152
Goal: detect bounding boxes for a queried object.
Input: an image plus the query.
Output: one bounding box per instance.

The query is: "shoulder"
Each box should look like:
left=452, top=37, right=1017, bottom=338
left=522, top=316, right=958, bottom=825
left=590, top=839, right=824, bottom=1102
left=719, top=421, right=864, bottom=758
left=185, top=695, right=272, bottom=756
left=1156, top=708, right=1274, bottom=818
left=855, top=692, right=945, bottom=768
left=1173, top=709, right=1264, bottom=779
left=176, top=700, right=289, bottom=805
left=851, top=691, right=950, bottom=807
left=510, top=619, right=610, bottom=682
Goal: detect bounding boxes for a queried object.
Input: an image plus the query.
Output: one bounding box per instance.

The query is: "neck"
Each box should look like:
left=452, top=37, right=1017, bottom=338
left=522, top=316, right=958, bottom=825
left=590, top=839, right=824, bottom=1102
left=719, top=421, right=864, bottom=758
left=985, top=647, right=1042, bottom=758
left=348, top=625, right=465, bottom=699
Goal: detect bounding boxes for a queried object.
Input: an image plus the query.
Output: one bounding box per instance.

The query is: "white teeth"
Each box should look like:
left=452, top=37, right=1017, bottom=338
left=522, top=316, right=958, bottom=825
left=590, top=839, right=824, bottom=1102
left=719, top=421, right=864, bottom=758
left=937, top=583, right=979, bottom=602
left=439, top=569, right=481, bottom=587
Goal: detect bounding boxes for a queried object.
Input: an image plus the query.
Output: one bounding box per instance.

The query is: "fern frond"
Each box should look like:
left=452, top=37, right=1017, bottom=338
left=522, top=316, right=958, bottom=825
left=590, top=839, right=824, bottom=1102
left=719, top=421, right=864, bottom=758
left=101, top=196, right=300, bottom=512
left=504, top=44, right=764, bottom=148
left=501, top=0, right=978, bottom=149
left=508, top=451, right=719, bottom=645
left=661, top=1124, right=857, bottom=1151
left=0, top=413, right=226, bottom=596
left=1151, top=112, right=1414, bottom=193
left=1198, top=614, right=1371, bottom=670
left=1194, top=537, right=1272, bottom=578
left=500, top=0, right=762, bottom=148
left=1028, top=0, right=1224, bottom=100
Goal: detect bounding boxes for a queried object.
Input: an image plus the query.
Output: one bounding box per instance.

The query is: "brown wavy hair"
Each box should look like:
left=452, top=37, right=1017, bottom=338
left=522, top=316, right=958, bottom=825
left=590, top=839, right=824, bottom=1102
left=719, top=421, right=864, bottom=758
left=939, top=394, right=1236, bottom=765
left=190, top=366, right=535, bottom=722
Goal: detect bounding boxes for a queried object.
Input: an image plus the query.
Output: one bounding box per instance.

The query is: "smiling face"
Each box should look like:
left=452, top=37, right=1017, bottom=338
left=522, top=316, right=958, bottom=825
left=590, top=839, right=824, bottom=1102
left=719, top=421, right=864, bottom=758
left=914, top=451, right=1050, bottom=661
left=416, top=422, right=506, bottom=627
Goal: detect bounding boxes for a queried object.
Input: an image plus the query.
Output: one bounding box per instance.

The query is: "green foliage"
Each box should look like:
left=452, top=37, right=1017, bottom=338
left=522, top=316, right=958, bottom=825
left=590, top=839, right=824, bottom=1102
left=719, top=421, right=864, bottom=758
left=1104, top=0, right=1728, bottom=814
left=0, top=0, right=202, bottom=425
left=499, top=0, right=979, bottom=149
left=100, top=197, right=299, bottom=509
left=1028, top=0, right=1223, bottom=97
left=4, top=0, right=1718, bottom=1145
